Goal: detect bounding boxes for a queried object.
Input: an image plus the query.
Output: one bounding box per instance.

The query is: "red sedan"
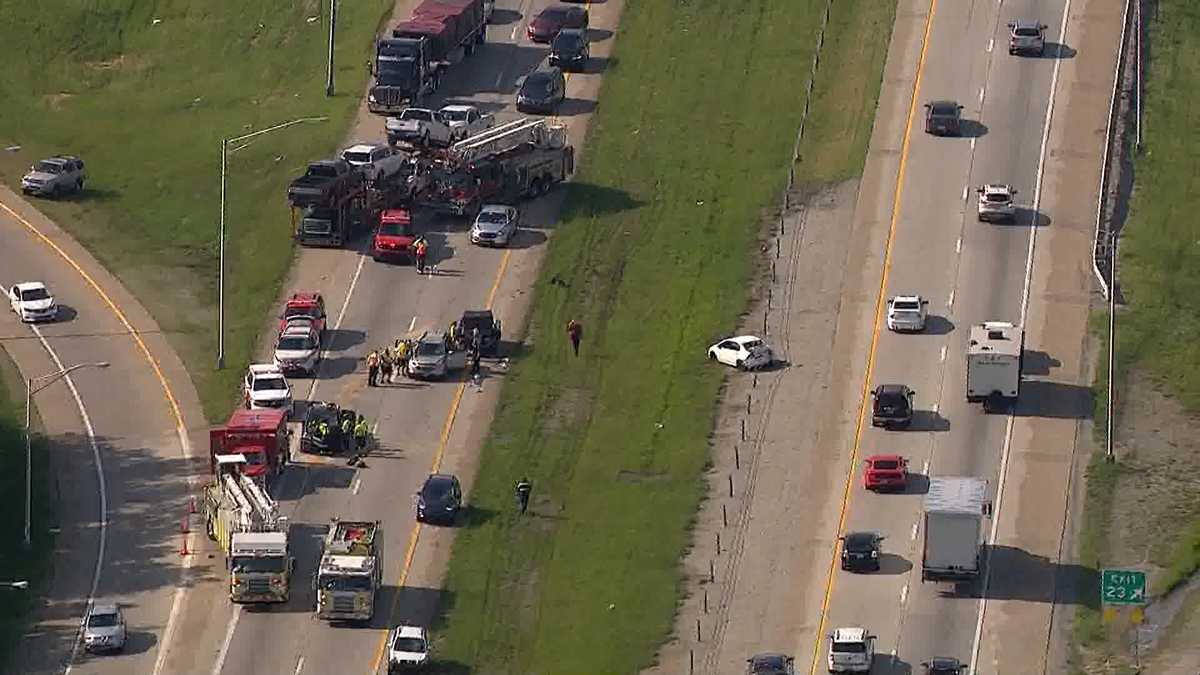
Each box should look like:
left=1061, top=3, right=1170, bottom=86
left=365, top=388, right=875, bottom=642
left=863, top=454, right=909, bottom=491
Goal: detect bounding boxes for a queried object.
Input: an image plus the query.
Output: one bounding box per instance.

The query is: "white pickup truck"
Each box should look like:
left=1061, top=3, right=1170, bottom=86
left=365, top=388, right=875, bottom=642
left=438, top=104, right=496, bottom=142
left=386, top=108, right=454, bottom=147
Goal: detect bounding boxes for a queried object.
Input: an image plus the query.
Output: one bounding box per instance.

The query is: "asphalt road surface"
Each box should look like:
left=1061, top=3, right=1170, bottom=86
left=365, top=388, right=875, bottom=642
left=0, top=186, right=205, bottom=675
left=166, top=0, right=625, bottom=674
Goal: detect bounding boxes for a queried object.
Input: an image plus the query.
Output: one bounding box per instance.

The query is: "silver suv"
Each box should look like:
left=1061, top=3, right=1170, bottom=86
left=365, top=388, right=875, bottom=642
left=1008, top=20, right=1046, bottom=56
left=407, top=331, right=449, bottom=380
left=22, top=155, right=86, bottom=197
left=82, top=602, right=127, bottom=653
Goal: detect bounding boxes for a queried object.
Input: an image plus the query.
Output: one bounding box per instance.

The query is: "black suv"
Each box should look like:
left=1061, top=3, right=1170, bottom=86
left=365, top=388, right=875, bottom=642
left=517, top=67, right=567, bottom=114
left=840, top=531, right=884, bottom=572
left=924, top=100, right=963, bottom=136
left=871, top=384, right=915, bottom=428
left=454, top=309, right=502, bottom=356
left=416, top=473, right=462, bottom=525
left=921, top=657, right=967, bottom=674
left=549, top=28, right=589, bottom=71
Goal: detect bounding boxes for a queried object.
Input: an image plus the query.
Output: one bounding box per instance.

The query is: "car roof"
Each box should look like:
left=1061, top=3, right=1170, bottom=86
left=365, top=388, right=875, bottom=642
left=479, top=204, right=512, bottom=214
left=832, top=627, right=867, bottom=641
left=866, top=454, right=904, bottom=463
left=343, top=144, right=381, bottom=154
left=14, top=281, right=48, bottom=291
left=287, top=291, right=322, bottom=304
left=427, top=472, right=457, bottom=484
left=89, top=602, right=120, bottom=614
left=875, top=384, right=911, bottom=395
left=750, top=652, right=790, bottom=664
left=420, top=330, right=446, bottom=342
left=440, top=104, right=474, bottom=113
left=843, top=531, right=879, bottom=544
left=929, top=99, right=958, bottom=107
left=1012, top=19, right=1042, bottom=30
left=394, top=624, right=426, bottom=639
left=731, top=335, right=764, bottom=343
left=891, top=294, right=923, bottom=303
left=982, top=183, right=1014, bottom=193
left=462, top=309, right=494, bottom=320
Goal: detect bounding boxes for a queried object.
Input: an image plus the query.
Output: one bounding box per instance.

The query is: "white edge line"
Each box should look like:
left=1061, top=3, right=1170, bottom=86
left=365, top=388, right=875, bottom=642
left=294, top=656, right=305, bottom=675
left=306, top=252, right=368, bottom=402
left=900, top=584, right=909, bottom=604
left=962, top=185, right=969, bottom=201
left=408, top=315, right=417, bottom=332
left=211, top=606, right=242, bottom=675
left=968, top=0, right=1072, bottom=671
left=911, top=522, right=919, bottom=540
left=987, top=38, right=994, bottom=52
left=940, top=345, right=947, bottom=362
left=32, top=326, right=104, bottom=675
left=352, top=478, right=362, bottom=495
left=947, top=290, right=955, bottom=308
left=151, top=424, right=194, bottom=675
left=979, top=86, right=986, bottom=103
left=922, top=459, right=930, bottom=475
left=970, top=137, right=977, bottom=150
left=956, top=236, right=963, bottom=253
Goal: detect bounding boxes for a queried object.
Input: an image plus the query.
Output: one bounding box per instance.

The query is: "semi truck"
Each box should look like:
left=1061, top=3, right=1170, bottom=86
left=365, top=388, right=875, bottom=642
left=209, top=408, right=289, bottom=484
left=314, top=519, right=382, bottom=622
left=203, top=455, right=294, bottom=603
left=368, top=0, right=488, bottom=114
left=921, top=477, right=990, bottom=582
left=966, top=321, right=1024, bottom=411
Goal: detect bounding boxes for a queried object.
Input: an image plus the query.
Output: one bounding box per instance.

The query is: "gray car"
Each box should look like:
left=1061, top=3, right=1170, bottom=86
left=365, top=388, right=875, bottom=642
left=470, top=205, right=519, bottom=247
left=21, top=155, right=86, bottom=197
left=82, top=602, right=126, bottom=653
left=407, top=331, right=450, bottom=380
left=1008, top=19, right=1046, bottom=56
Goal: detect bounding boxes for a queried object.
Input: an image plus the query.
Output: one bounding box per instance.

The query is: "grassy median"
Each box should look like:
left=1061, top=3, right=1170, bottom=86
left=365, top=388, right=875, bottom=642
left=0, top=0, right=392, bottom=421
left=435, top=0, right=893, bottom=671
left=1072, top=0, right=1200, bottom=671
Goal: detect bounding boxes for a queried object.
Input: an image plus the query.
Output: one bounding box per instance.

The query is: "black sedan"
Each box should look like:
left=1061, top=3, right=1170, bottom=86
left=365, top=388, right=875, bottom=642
left=549, top=28, right=589, bottom=71
left=840, top=531, right=884, bottom=572
left=416, top=473, right=462, bottom=525
left=924, top=100, right=963, bottom=135
left=746, top=652, right=794, bottom=675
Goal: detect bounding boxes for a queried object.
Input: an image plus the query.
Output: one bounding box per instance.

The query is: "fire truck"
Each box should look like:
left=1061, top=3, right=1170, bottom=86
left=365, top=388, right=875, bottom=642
left=203, top=455, right=294, bottom=603
left=417, top=118, right=574, bottom=216
left=208, top=408, right=289, bottom=484
left=314, top=519, right=383, bottom=622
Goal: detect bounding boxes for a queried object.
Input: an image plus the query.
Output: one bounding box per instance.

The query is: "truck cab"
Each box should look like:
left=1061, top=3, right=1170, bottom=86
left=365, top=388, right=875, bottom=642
left=827, top=627, right=875, bottom=672
left=230, top=531, right=294, bottom=603
left=315, top=520, right=382, bottom=622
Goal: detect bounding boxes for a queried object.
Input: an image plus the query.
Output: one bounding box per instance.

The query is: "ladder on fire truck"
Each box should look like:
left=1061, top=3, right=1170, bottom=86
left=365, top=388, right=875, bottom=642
left=215, top=455, right=281, bottom=533
left=450, top=118, right=568, bottom=165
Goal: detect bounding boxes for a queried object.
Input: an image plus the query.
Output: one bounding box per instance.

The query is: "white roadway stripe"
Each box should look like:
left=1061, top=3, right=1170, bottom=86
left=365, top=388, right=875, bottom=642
left=294, top=656, right=305, bottom=675
left=970, top=137, right=976, bottom=150
left=409, top=315, right=417, bottom=332
left=211, top=605, right=242, bottom=675
left=987, top=38, right=994, bottom=52
left=947, top=290, right=955, bottom=309
left=956, top=236, right=963, bottom=254
left=306, top=248, right=368, bottom=402
left=968, top=0, right=1075, bottom=671
left=33, top=325, right=105, bottom=675
left=922, top=459, right=930, bottom=475
left=911, top=523, right=919, bottom=540
left=940, top=345, right=947, bottom=362
left=900, top=584, right=909, bottom=605
left=961, top=185, right=968, bottom=201
left=352, top=478, right=362, bottom=495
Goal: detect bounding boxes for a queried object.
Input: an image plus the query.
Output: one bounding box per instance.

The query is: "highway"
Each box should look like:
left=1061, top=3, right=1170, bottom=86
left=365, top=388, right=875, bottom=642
left=0, top=187, right=205, bottom=675
left=178, top=0, right=624, bottom=673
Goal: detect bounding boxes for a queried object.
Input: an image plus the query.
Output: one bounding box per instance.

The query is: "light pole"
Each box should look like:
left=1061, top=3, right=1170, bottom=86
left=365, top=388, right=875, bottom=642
left=217, top=116, right=328, bottom=369
left=326, top=0, right=338, bottom=97
left=25, top=362, right=110, bottom=548
left=1, top=581, right=29, bottom=590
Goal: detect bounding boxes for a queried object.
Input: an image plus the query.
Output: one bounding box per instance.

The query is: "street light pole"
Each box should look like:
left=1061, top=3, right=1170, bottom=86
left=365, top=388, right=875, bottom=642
left=216, top=116, right=328, bottom=370
left=25, top=362, right=110, bottom=548
left=326, top=0, right=338, bottom=97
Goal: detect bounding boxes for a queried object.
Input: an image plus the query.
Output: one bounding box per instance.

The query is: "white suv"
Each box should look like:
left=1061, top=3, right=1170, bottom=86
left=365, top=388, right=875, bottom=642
left=387, top=625, right=430, bottom=672
left=886, top=295, right=928, bottom=332
left=243, top=364, right=293, bottom=414
left=976, top=184, right=1017, bottom=223
left=827, top=626, right=875, bottom=672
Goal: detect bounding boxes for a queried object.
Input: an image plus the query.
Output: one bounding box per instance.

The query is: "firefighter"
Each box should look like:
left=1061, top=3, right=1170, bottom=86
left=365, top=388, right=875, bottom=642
left=414, top=237, right=429, bottom=273
left=315, top=419, right=330, bottom=445
left=515, top=477, right=532, bottom=515
left=380, top=349, right=394, bottom=385
left=448, top=320, right=459, bottom=350
left=471, top=327, right=481, bottom=355
left=366, top=350, right=380, bottom=387
left=340, top=412, right=354, bottom=439
left=353, top=415, right=370, bottom=452
left=566, top=319, right=583, bottom=357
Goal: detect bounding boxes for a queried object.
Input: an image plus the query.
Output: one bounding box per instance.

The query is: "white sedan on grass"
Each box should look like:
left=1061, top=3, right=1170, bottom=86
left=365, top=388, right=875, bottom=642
left=708, top=335, right=774, bottom=370
left=9, top=281, right=58, bottom=322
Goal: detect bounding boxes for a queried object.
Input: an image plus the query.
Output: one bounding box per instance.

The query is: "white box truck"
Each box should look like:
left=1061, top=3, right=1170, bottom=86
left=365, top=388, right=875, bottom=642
left=922, top=477, right=990, bottom=582
left=966, top=321, right=1023, bottom=406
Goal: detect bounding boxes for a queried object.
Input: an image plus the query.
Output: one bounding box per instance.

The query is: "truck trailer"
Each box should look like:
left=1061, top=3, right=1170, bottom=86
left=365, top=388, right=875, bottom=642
left=966, top=321, right=1023, bottom=408
left=314, top=519, right=383, bottom=622
left=921, top=476, right=990, bottom=582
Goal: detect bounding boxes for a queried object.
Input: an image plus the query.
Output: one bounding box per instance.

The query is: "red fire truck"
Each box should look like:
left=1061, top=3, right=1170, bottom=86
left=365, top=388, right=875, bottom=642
left=209, top=408, right=290, bottom=483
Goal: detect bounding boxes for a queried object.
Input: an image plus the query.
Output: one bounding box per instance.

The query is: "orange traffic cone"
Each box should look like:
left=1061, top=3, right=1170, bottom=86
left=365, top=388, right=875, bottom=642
left=179, top=536, right=190, bottom=556
left=187, top=496, right=197, bottom=514
left=180, top=516, right=190, bottom=535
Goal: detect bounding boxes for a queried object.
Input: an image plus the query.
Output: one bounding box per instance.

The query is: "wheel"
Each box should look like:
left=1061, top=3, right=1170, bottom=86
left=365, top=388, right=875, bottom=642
left=540, top=176, right=553, bottom=195
left=477, top=27, right=487, bottom=44
left=708, top=351, right=717, bottom=361
left=736, top=359, right=746, bottom=371
left=528, top=178, right=542, bottom=197
left=76, top=179, right=84, bottom=193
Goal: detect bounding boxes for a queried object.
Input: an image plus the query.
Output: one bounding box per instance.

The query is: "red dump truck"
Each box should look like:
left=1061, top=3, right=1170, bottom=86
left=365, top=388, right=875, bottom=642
left=210, top=408, right=290, bottom=483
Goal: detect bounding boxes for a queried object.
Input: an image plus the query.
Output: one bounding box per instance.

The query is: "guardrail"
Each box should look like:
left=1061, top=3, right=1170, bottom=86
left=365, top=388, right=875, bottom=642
left=1092, top=0, right=1133, bottom=300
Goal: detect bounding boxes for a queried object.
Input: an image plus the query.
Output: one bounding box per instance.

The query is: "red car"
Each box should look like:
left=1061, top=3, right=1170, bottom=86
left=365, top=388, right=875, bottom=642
left=527, top=5, right=589, bottom=43
left=863, top=454, right=909, bottom=491
left=373, top=209, right=417, bottom=262
left=278, top=292, right=326, bottom=336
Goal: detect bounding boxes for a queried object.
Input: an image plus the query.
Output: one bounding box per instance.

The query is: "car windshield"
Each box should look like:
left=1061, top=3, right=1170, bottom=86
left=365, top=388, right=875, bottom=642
left=416, top=341, right=445, bottom=358
left=893, top=300, right=921, bottom=311
left=400, top=108, right=433, bottom=122
left=751, top=655, right=787, bottom=671
left=284, top=305, right=316, bottom=319
left=1015, top=27, right=1041, bottom=36
left=524, top=75, right=553, bottom=94
left=553, top=32, right=584, bottom=50
left=319, top=574, right=373, bottom=592
left=87, top=611, right=119, bottom=628
left=252, top=377, right=286, bottom=392
left=377, top=60, right=414, bottom=83
left=278, top=336, right=315, bottom=351
left=422, top=479, right=452, bottom=501
left=871, top=459, right=900, bottom=470
left=877, top=392, right=908, bottom=407
left=832, top=641, right=867, bottom=653
left=985, top=193, right=1010, bottom=203
left=393, top=636, right=427, bottom=653
left=931, top=103, right=957, bottom=116
left=231, top=556, right=286, bottom=573
left=343, top=151, right=372, bottom=165
left=843, top=534, right=876, bottom=551
left=477, top=210, right=509, bottom=224
left=441, top=108, right=469, bottom=122
left=19, top=288, right=50, bottom=301
left=35, top=161, right=63, bottom=173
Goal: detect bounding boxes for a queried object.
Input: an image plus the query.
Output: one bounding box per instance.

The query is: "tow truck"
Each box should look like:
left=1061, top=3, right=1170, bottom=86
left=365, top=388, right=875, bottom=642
left=203, top=455, right=294, bottom=603
left=315, top=519, right=382, bottom=622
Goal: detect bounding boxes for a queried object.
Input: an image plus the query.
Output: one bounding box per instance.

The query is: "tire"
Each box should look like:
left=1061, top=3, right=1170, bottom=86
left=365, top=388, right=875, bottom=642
left=76, top=179, right=84, bottom=193
left=528, top=178, right=542, bottom=197
left=736, top=359, right=746, bottom=371
left=708, top=351, right=717, bottom=361
left=477, top=27, right=487, bottom=44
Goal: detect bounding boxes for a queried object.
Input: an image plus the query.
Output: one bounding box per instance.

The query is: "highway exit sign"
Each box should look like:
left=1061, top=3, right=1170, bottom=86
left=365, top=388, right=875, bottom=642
left=1101, top=568, right=1146, bottom=606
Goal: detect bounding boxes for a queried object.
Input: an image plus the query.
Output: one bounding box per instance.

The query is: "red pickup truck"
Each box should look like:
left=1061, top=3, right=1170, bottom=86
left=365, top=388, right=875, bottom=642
left=372, top=209, right=417, bottom=262
left=278, top=292, right=327, bottom=336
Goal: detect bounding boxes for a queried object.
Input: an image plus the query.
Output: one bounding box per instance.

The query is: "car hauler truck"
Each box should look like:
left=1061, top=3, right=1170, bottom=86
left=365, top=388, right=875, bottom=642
left=314, top=519, right=382, bottom=622
left=203, top=455, right=294, bottom=603
left=209, top=408, right=289, bottom=484
left=921, top=477, right=990, bottom=583
left=966, top=321, right=1024, bottom=410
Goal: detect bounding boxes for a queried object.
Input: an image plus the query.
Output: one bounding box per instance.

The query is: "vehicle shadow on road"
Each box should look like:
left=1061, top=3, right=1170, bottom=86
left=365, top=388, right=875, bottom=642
left=57, top=186, right=120, bottom=203
left=508, top=227, right=548, bottom=249
left=52, top=305, right=79, bottom=322
left=587, top=28, right=615, bottom=42
left=876, top=553, right=914, bottom=575
left=1021, top=349, right=1061, bottom=376
left=871, top=656, right=914, bottom=675
left=584, top=55, right=617, bottom=75
left=1012, top=380, right=1093, bottom=419
left=460, top=504, right=498, bottom=529
left=908, top=410, right=951, bottom=432
left=899, top=473, right=931, bottom=495
left=958, top=119, right=988, bottom=138
left=558, top=97, right=598, bottom=117
left=946, top=545, right=1100, bottom=607
left=374, top=585, right=451, bottom=631
left=921, top=314, right=955, bottom=336
left=1028, top=42, right=1077, bottom=59
left=487, top=8, right=523, bottom=26
left=316, top=356, right=360, bottom=380
left=324, top=328, right=366, bottom=352
left=464, top=42, right=550, bottom=96
left=298, top=465, right=357, bottom=498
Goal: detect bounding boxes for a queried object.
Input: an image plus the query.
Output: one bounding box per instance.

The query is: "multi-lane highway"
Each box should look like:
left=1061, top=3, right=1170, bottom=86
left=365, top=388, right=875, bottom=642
left=162, top=0, right=624, bottom=673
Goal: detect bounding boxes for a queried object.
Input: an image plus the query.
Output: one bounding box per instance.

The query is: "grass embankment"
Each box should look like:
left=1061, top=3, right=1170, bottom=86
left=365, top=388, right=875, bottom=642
left=0, top=352, right=54, bottom=669
left=0, top=1, right=392, bottom=421
left=434, top=0, right=893, bottom=671
left=1072, top=0, right=1200, bottom=670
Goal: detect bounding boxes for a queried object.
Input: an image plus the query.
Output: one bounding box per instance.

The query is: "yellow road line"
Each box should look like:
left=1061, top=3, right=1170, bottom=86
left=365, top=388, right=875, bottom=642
left=806, top=0, right=938, bottom=672
left=0, top=201, right=188, bottom=433
left=369, top=248, right=512, bottom=672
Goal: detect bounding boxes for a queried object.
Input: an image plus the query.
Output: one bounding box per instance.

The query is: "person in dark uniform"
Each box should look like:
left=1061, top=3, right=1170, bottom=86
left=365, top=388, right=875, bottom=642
left=515, top=477, right=532, bottom=515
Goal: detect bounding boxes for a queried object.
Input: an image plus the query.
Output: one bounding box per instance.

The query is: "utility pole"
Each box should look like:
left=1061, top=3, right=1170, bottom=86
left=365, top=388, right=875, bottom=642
left=326, top=0, right=337, bottom=97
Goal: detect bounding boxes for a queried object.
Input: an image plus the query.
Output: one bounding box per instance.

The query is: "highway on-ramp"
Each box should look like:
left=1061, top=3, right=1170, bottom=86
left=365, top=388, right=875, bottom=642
left=179, top=0, right=625, bottom=674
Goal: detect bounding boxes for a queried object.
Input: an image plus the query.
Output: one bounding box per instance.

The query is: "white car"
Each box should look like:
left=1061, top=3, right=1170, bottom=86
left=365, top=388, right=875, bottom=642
left=886, top=295, right=928, bottom=332
left=470, top=204, right=519, bottom=247
left=438, top=104, right=495, bottom=142
left=243, top=364, right=293, bottom=413
left=976, top=184, right=1017, bottom=223
left=340, top=143, right=407, bottom=184
left=386, top=625, right=430, bottom=672
left=273, top=320, right=322, bottom=376
left=8, top=281, right=58, bottom=322
left=708, top=335, right=774, bottom=370
left=827, top=626, right=875, bottom=672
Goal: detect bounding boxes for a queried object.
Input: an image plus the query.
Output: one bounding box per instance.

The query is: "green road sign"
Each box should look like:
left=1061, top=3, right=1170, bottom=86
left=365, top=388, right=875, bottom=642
left=1101, top=568, right=1146, bottom=606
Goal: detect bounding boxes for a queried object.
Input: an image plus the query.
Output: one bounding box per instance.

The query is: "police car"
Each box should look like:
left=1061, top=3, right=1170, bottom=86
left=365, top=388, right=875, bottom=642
left=243, top=364, right=293, bottom=416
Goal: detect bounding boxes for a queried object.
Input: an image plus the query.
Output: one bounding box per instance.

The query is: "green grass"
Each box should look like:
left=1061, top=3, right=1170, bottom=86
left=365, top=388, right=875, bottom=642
left=433, top=0, right=894, bottom=671
left=0, top=0, right=392, bottom=421
left=1068, top=451, right=1119, bottom=673
left=0, top=351, right=55, bottom=669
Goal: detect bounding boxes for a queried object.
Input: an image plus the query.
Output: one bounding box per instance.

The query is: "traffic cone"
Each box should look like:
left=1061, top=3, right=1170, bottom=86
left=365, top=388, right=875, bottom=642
left=187, top=496, right=197, bottom=514
left=179, top=536, right=190, bottom=556
left=180, top=516, right=190, bottom=535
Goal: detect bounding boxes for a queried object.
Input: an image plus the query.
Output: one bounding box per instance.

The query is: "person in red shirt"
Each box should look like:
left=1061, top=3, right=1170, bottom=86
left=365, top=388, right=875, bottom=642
left=566, top=319, right=582, bottom=357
